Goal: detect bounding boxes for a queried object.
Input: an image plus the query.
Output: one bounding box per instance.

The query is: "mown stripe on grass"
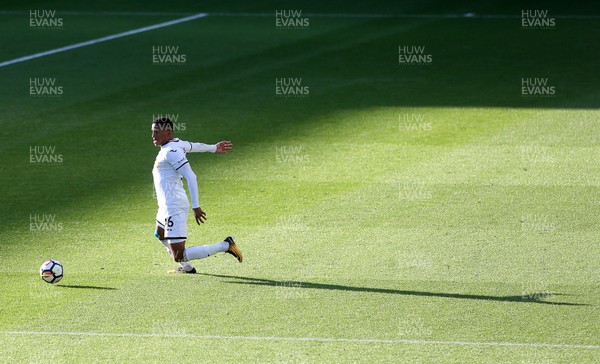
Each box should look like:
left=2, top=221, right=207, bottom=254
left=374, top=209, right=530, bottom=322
left=0, top=331, right=598, bottom=349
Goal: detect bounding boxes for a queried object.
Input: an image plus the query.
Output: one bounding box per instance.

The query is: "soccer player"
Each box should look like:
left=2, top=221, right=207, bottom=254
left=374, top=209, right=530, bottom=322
left=151, top=117, right=243, bottom=274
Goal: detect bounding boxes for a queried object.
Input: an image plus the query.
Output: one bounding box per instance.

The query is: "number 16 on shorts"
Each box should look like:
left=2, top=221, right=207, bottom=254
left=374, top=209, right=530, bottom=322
left=163, top=213, right=187, bottom=239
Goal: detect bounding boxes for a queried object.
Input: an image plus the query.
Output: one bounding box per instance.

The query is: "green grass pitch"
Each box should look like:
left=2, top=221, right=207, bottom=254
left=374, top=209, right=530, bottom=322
left=0, top=0, right=599, bottom=362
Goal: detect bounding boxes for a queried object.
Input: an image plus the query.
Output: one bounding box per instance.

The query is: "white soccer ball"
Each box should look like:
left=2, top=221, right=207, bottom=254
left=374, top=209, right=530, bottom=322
left=40, top=260, right=63, bottom=284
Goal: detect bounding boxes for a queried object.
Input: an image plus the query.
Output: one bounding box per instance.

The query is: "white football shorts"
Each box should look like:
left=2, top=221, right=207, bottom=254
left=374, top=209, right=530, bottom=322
left=155, top=209, right=188, bottom=243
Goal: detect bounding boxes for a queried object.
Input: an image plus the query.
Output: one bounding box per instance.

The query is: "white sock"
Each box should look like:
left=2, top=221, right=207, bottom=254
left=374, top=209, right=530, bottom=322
left=159, top=240, right=170, bottom=254
left=185, top=241, right=229, bottom=260
left=179, top=261, right=194, bottom=272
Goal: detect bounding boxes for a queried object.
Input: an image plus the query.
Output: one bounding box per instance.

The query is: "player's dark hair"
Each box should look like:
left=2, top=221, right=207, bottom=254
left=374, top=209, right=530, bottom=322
left=152, top=117, right=173, bottom=131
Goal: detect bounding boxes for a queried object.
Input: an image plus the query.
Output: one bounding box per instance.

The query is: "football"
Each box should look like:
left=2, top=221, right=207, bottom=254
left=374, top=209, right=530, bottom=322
left=40, top=260, right=63, bottom=284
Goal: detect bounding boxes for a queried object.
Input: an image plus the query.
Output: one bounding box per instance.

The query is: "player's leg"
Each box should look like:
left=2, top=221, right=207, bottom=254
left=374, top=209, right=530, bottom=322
left=166, top=213, right=243, bottom=274
left=183, top=239, right=228, bottom=259
left=177, top=236, right=243, bottom=263
left=168, top=236, right=234, bottom=267
left=168, top=240, right=197, bottom=273
left=155, top=225, right=170, bottom=253
left=154, top=212, right=170, bottom=254
left=167, top=240, right=197, bottom=274
left=163, top=212, right=196, bottom=273
left=166, top=211, right=230, bottom=263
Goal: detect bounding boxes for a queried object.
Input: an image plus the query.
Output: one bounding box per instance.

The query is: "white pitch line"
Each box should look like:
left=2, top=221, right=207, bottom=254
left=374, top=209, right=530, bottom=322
left=0, top=12, right=208, bottom=68
left=0, top=331, right=598, bottom=349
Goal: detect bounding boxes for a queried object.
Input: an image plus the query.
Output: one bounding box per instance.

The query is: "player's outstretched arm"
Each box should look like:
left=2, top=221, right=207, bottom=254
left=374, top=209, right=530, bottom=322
left=186, top=142, right=216, bottom=153
left=215, top=141, right=232, bottom=153
left=184, top=140, right=232, bottom=153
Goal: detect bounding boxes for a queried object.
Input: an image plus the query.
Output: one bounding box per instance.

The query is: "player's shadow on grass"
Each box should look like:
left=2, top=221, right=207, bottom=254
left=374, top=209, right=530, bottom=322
left=201, top=274, right=584, bottom=306
left=57, top=284, right=117, bottom=290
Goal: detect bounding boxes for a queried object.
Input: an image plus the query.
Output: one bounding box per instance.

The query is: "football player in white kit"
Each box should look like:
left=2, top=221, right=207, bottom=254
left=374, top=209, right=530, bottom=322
left=151, top=117, right=243, bottom=274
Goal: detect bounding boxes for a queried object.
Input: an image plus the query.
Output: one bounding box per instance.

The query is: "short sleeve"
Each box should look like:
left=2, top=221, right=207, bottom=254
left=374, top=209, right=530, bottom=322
left=165, top=148, right=189, bottom=171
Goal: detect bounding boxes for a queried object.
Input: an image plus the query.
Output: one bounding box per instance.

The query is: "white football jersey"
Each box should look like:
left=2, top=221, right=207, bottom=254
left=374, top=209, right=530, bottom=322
left=152, top=139, right=216, bottom=214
